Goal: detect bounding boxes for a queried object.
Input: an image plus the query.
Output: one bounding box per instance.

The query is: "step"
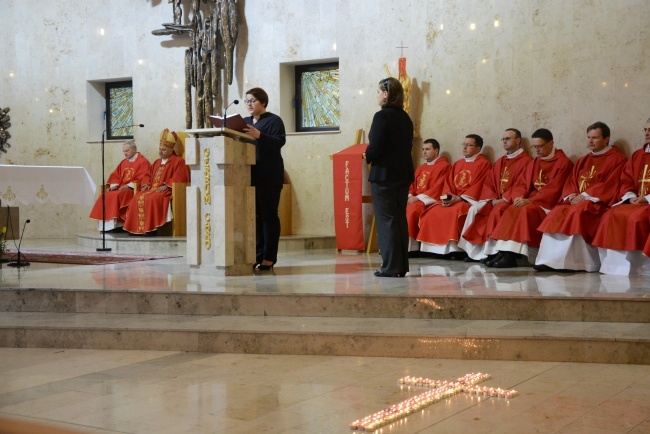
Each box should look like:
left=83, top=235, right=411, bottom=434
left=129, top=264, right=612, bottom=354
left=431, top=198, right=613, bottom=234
left=0, top=312, right=646, bottom=364
left=1, top=289, right=647, bottom=323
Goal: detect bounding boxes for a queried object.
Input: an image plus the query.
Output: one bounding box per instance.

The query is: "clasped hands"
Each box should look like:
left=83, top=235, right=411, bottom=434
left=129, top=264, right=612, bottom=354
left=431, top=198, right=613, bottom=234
left=441, top=194, right=461, bottom=207
left=565, top=193, right=586, bottom=204
left=141, top=184, right=170, bottom=193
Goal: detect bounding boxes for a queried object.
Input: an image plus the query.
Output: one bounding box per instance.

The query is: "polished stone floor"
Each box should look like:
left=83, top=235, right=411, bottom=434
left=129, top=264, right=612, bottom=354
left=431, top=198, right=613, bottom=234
left=1, top=239, right=648, bottom=298
left=0, top=349, right=648, bottom=433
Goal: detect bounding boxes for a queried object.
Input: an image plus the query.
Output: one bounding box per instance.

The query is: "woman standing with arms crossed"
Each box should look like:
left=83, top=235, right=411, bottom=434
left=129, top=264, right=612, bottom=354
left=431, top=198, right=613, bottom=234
left=242, top=87, right=287, bottom=271
left=366, top=77, right=414, bottom=277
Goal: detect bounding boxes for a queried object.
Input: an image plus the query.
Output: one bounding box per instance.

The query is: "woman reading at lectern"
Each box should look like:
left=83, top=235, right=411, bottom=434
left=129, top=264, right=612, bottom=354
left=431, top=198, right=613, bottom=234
left=366, top=77, right=414, bottom=277
left=242, top=87, right=287, bottom=271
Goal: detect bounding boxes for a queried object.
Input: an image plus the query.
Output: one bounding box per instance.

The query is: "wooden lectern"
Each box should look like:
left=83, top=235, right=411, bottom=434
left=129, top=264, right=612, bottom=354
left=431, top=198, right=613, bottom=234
left=184, top=128, right=256, bottom=276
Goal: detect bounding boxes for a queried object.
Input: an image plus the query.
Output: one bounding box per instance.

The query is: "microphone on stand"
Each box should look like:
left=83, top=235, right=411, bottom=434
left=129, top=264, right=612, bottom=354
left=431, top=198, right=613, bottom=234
left=97, top=123, right=145, bottom=252
left=8, top=219, right=30, bottom=268
left=222, top=100, right=239, bottom=131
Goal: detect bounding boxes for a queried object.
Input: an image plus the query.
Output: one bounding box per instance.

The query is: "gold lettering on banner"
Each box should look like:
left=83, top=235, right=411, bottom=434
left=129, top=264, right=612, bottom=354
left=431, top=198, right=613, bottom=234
left=344, top=160, right=350, bottom=201
left=578, top=166, right=596, bottom=193
left=638, top=164, right=649, bottom=197
left=204, top=212, right=211, bottom=250
left=2, top=186, right=16, bottom=203
left=203, top=148, right=211, bottom=204
left=534, top=169, right=548, bottom=191
left=35, top=185, right=48, bottom=201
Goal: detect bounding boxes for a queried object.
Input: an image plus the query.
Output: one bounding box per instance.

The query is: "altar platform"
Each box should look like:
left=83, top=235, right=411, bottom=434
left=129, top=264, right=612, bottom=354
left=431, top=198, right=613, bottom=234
left=1, top=238, right=648, bottom=365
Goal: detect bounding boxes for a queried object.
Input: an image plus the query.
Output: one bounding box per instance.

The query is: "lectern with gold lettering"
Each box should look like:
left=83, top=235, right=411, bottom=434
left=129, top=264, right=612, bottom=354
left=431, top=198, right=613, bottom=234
left=184, top=128, right=256, bottom=275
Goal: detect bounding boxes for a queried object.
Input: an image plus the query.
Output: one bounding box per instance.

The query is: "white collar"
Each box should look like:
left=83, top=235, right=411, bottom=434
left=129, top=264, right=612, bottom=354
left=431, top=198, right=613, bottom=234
left=464, top=154, right=480, bottom=163
left=506, top=148, right=524, bottom=159
left=591, top=145, right=611, bottom=156
left=540, top=147, right=556, bottom=161
left=127, top=152, right=139, bottom=163
left=161, top=158, right=169, bottom=164
left=426, top=156, right=440, bottom=165
left=644, top=144, right=650, bottom=153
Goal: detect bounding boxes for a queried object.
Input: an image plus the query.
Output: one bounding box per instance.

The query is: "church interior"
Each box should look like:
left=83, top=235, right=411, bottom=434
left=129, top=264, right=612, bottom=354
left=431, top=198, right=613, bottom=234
left=0, top=1, right=649, bottom=433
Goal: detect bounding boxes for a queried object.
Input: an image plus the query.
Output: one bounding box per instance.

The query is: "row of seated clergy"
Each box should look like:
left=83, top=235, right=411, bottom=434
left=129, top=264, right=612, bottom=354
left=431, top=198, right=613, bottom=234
left=409, top=120, right=650, bottom=276
left=89, top=129, right=190, bottom=236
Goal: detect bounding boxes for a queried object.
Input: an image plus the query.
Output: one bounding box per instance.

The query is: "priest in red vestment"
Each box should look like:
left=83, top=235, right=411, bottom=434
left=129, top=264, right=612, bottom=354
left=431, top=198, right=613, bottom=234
left=535, top=122, right=627, bottom=271
left=89, top=140, right=151, bottom=231
left=417, top=134, right=491, bottom=256
left=458, top=128, right=531, bottom=263
left=485, top=129, right=574, bottom=267
left=123, top=129, right=190, bottom=235
left=593, top=118, right=650, bottom=275
left=406, top=138, right=451, bottom=251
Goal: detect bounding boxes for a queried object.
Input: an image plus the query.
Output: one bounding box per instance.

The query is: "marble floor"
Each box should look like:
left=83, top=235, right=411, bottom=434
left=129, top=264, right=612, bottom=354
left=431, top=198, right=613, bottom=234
left=0, top=349, right=648, bottom=433
left=1, top=239, right=648, bottom=432
left=1, top=239, right=649, bottom=298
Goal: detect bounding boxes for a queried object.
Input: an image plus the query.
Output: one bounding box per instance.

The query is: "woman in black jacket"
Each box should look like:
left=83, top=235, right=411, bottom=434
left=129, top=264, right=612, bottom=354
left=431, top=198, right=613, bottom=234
left=366, top=77, right=414, bottom=277
left=242, top=87, right=286, bottom=271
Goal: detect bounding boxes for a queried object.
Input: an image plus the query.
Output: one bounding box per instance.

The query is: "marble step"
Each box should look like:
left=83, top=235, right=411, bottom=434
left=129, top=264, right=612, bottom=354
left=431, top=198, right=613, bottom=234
left=1, top=289, right=647, bottom=323
left=0, top=312, right=647, bottom=364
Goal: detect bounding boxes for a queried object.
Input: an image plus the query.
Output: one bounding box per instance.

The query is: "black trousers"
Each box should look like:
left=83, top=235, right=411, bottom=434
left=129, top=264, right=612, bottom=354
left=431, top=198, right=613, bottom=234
left=255, top=182, right=283, bottom=263
left=371, top=181, right=410, bottom=275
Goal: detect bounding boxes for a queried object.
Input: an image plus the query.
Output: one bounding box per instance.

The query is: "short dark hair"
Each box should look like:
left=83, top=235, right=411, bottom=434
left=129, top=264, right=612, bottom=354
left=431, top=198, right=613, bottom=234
left=423, top=138, right=440, bottom=151
left=465, top=134, right=483, bottom=148
left=505, top=128, right=522, bottom=139
left=587, top=121, right=610, bottom=138
left=245, top=87, right=269, bottom=108
left=531, top=128, right=553, bottom=142
left=379, top=77, right=404, bottom=110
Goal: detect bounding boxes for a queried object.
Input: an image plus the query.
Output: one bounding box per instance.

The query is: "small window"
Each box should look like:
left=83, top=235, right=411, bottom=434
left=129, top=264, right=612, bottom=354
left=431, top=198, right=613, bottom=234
left=105, top=80, right=134, bottom=140
left=295, top=63, right=339, bottom=132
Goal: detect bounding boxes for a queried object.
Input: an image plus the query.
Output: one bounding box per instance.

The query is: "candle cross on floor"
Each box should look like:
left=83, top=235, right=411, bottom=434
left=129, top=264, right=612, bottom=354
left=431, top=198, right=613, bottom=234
left=349, top=372, right=517, bottom=431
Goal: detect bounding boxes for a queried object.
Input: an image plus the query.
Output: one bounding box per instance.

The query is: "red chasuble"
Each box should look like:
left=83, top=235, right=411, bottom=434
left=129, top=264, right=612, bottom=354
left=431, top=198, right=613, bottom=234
left=592, top=147, right=650, bottom=251
left=406, top=157, right=452, bottom=238
left=490, top=149, right=574, bottom=248
left=123, top=153, right=190, bottom=234
left=461, top=150, right=531, bottom=245
left=537, top=146, right=627, bottom=243
left=417, top=154, right=491, bottom=244
left=89, top=153, right=151, bottom=222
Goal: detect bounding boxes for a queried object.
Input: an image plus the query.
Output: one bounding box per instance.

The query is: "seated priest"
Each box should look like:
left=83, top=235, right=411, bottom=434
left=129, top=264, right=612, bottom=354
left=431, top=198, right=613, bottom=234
left=406, top=138, right=451, bottom=253
left=592, top=117, right=650, bottom=275
left=458, top=128, right=531, bottom=263
left=482, top=128, right=574, bottom=267
left=123, top=129, right=190, bottom=235
left=417, top=134, right=491, bottom=257
left=89, top=139, right=151, bottom=231
left=535, top=122, right=627, bottom=272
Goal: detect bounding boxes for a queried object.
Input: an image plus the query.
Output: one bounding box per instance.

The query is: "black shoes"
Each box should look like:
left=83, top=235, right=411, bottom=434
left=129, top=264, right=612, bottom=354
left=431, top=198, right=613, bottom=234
left=374, top=270, right=405, bottom=278
left=491, top=252, right=518, bottom=268
left=484, top=252, right=503, bottom=267
left=254, top=261, right=276, bottom=271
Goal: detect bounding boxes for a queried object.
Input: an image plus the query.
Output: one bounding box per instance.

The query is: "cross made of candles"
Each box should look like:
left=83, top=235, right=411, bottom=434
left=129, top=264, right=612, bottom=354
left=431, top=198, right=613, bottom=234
left=349, top=372, right=517, bottom=432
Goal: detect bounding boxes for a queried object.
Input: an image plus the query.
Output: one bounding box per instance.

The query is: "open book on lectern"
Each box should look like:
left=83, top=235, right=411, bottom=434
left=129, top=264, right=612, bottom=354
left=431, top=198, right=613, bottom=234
left=207, top=114, right=248, bottom=133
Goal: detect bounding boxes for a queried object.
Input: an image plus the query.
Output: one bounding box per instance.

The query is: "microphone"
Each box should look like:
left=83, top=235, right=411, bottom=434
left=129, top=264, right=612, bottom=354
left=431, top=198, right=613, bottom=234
left=8, top=219, right=30, bottom=267
left=222, top=100, right=239, bottom=131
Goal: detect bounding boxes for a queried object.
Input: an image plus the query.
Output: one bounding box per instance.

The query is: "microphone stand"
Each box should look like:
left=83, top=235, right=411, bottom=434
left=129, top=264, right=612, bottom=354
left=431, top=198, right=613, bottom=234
left=8, top=219, right=30, bottom=268
left=98, top=128, right=111, bottom=252
left=222, top=99, right=239, bottom=132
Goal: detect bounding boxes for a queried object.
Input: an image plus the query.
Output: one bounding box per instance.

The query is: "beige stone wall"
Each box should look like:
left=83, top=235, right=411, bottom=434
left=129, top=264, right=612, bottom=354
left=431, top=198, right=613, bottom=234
left=1, top=0, right=648, bottom=238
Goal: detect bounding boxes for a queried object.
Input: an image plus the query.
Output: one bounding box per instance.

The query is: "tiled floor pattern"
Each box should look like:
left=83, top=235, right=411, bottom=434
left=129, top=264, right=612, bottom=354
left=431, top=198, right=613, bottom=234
left=0, top=349, right=648, bottom=433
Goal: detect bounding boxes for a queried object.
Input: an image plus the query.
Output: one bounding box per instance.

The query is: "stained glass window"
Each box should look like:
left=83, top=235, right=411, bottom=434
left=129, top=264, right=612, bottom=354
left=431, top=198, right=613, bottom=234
left=105, top=81, right=134, bottom=140
left=295, top=63, right=339, bottom=132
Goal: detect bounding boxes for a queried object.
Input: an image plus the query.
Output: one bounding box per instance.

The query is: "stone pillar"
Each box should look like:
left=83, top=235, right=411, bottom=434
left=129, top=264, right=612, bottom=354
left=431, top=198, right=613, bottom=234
left=184, top=131, right=256, bottom=276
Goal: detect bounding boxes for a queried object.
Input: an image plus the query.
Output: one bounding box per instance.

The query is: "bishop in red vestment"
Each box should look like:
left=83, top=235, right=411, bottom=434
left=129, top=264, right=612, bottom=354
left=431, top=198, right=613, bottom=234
left=417, top=134, right=491, bottom=255
left=535, top=122, right=627, bottom=271
left=593, top=119, right=650, bottom=275
left=459, top=128, right=531, bottom=262
left=487, top=129, right=574, bottom=267
left=123, top=129, right=190, bottom=235
left=406, top=139, right=451, bottom=248
left=89, top=140, right=151, bottom=231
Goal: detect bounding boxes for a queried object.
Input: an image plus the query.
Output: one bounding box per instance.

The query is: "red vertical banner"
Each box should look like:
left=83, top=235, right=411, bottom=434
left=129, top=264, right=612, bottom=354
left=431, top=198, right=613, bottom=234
left=333, top=143, right=368, bottom=250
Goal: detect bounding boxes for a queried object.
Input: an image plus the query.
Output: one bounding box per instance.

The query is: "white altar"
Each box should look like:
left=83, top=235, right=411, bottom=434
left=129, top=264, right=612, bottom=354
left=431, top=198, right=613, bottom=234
left=0, top=165, right=96, bottom=206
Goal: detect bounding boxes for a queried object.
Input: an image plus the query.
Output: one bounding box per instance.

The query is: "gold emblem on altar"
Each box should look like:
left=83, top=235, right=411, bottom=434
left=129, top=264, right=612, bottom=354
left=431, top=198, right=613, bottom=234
left=454, top=170, right=472, bottom=188
left=204, top=212, right=211, bottom=250
left=1, top=186, right=16, bottom=203
left=534, top=169, right=548, bottom=191
left=417, top=172, right=428, bottom=189
left=639, top=164, right=649, bottom=197
left=499, top=166, right=511, bottom=194
left=578, top=166, right=596, bottom=193
left=36, top=185, right=49, bottom=202
left=203, top=148, right=211, bottom=205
